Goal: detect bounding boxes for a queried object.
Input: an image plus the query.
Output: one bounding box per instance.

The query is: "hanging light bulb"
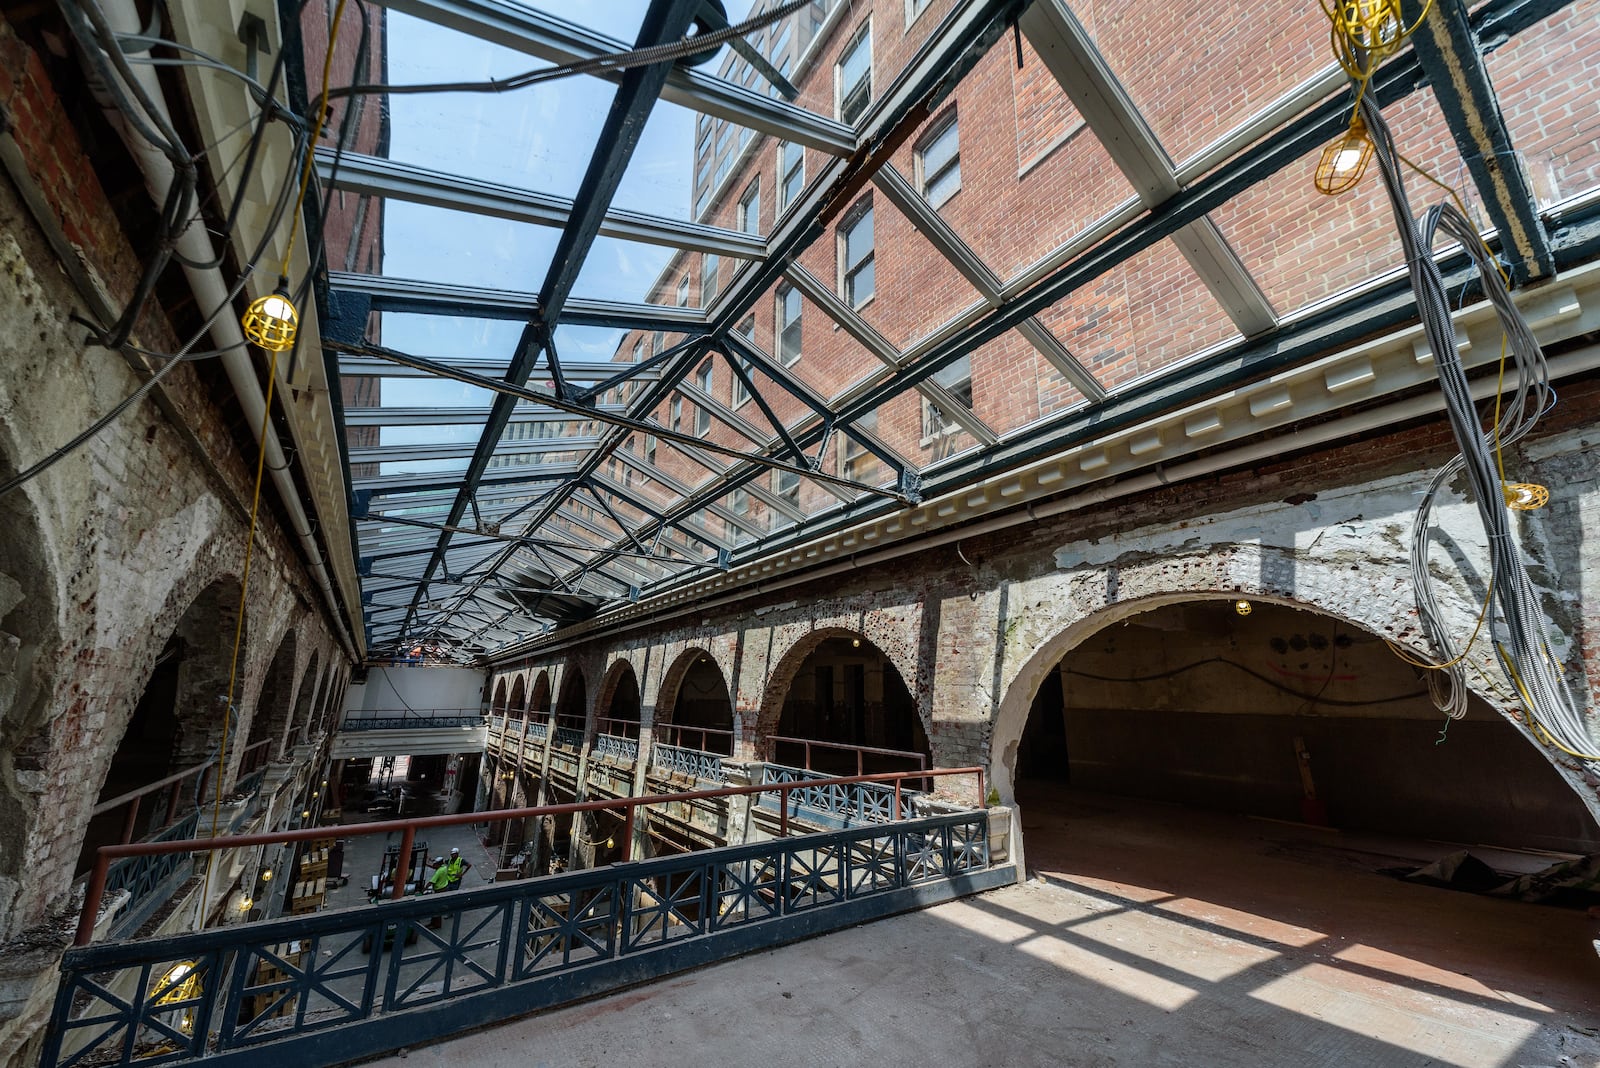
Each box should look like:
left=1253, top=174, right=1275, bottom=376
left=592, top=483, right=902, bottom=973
left=238, top=895, right=254, bottom=912
left=1502, top=482, right=1549, bottom=510
left=1235, top=600, right=1253, bottom=617
left=851, top=638, right=861, bottom=648
left=1315, top=119, right=1375, bottom=195
left=260, top=867, right=273, bottom=882
left=241, top=281, right=299, bottom=352
left=301, top=809, right=311, bottom=820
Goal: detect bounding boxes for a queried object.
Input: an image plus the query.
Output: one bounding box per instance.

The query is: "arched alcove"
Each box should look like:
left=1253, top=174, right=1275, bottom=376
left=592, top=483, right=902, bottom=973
left=555, top=666, right=587, bottom=733
left=529, top=670, right=552, bottom=720
left=490, top=677, right=509, bottom=716
left=656, top=648, right=734, bottom=754
left=595, top=659, right=641, bottom=738
left=290, top=646, right=322, bottom=745
left=761, top=631, right=929, bottom=776
left=1007, top=597, right=1600, bottom=862
left=245, top=628, right=298, bottom=761
left=508, top=675, right=527, bottom=720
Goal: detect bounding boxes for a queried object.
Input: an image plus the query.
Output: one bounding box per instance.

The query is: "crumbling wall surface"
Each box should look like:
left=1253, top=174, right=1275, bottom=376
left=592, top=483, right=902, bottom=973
left=0, top=14, right=349, bottom=1062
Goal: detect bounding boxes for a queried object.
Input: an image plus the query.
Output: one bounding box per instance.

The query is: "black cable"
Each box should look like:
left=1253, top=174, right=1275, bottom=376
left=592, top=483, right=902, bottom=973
left=1063, top=656, right=1428, bottom=707
left=321, top=0, right=808, bottom=105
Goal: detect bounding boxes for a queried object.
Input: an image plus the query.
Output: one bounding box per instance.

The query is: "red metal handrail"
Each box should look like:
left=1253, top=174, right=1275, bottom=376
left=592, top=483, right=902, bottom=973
left=88, top=737, right=276, bottom=847
left=74, top=765, right=985, bottom=946
left=654, top=722, right=736, bottom=754
left=768, top=735, right=928, bottom=776
left=592, top=715, right=641, bottom=740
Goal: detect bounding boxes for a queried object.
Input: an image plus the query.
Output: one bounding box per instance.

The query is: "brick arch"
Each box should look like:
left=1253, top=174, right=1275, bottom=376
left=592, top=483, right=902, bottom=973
left=750, top=626, right=928, bottom=762
left=988, top=550, right=1599, bottom=827
left=246, top=623, right=298, bottom=761
left=508, top=674, right=527, bottom=717
left=654, top=646, right=735, bottom=754
left=291, top=643, right=323, bottom=746
left=528, top=669, right=552, bottom=718
left=0, top=444, right=62, bottom=938
left=490, top=676, right=509, bottom=714
left=594, top=655, right=642, bottom=736
left=554, top=660, right=589, bottom=728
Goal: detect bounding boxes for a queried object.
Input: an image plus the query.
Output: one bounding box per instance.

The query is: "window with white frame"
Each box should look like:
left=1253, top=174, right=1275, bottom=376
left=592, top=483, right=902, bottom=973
left=738, top=178, right=761, bottom=235
left=703, top=253, right=719, bottom=302
left=631, top=339, right=643, bottom=363
left=777, top=284, right=802, bottom=365
left=775, top=467, right=800, bottom=503
left=695, top=360, right=713, bottom=435
left=671, top=396, right=683, bottom=432
left=921, top=353, right=973, bottom=440
left=836, top=20, right=872, bottom=124
left=654, top=330, right=666, bottom=356
left=732, top=316, right=756, bottom=407
left=645, top=434, right=657, bottom=468
left=732, top=487, right=749, bottom=515
left=905, top=0, right=934, bottom=28
left=916, top=110, right=961, bottom=208
left=839, top=199, right=874, bottom=308
left=778, top=141, right=804, bottom=212
left=676, top=275, right=690, bottom=306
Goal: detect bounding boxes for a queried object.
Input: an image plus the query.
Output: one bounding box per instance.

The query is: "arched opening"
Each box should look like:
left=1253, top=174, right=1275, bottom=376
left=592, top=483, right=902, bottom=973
left=768, top=633, right=929, bottom=776
left=290, top=646, right=322, bottom=747
left=0, top=451, right=58, bottom=932
left=529, top=670, right=551, bottom=721
left=490, top=677, right=509, bottom=716
left=657, top=649, right=734, bottom=755
left=508, top=675, right=527, bottom=721
left=77, top=575, right=244, bottom=879
left=554, top=667, right=587, bottom=737
left=245, top=629, right=298, bottom=762
left=1011, top=598, right=1598, bottom=852
left=596, top=660, right=641, bottom=739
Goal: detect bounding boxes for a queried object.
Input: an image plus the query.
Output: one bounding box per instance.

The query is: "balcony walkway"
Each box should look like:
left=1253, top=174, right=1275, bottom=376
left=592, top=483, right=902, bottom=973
left=368, top=791, right=1600, bottom=1068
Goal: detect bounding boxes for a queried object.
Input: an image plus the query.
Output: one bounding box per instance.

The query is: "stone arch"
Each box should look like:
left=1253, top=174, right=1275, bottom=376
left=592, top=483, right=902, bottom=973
left=291, top=645, right=323, bottom=746
left=528, top=670, right=552, bottom=719
left=753, top=627, right=929, bottom=773
left=490, top=676, right=509, bottom=715
left=594, top=657, right=642, bottom=738
left=655, top=647, right=734, bottom=754
left=554, top=662, right=588, bottom=731
left=508, top=674, right=527, bottom=719
left=991, top=585, right=1600, bottom=831
left=0, top=447, right=61, bottom=935
left=245, top=625, right=298, bottom=762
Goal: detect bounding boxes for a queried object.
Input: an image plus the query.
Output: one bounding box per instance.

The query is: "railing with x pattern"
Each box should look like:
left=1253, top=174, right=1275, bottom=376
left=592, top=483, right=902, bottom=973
left=44, top=810, right=1008, bottom=1068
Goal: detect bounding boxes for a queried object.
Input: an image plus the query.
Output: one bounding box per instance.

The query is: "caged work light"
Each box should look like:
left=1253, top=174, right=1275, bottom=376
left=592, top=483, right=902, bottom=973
left=1315, top=118, right=1375, bottom=195
left=1502, top=482, right=1549, bottom=511
left=242, top=281, right=299, bottom=352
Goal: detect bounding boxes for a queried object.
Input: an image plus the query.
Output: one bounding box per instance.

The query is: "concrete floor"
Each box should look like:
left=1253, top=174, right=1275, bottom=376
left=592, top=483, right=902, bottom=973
left=361, top=786, right=1600, bottom=1068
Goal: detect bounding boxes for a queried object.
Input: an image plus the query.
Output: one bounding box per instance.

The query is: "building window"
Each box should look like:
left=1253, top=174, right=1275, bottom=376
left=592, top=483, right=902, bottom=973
left=645, top=435, right=657, bottom=468
left=916, top=111, right=961, bottom=208
left=905, top=0, right=933, bottom=27
left=631, top=339, right=643, bottom=363
left=654, top=330, right=666, bottom=356
left=777, top=285, right=802, bottom=365
left=695, top=186, right=710, bottom=219
left=836, top=20, right=872, bottom=124
left=676, top=275, right=690, bottom=306
left=775, top=468, right=800, bottom=502
left=778, top=141, right=804, bottom=212
left=738, top=179, right=761, bottom=235
left=732, top=316, right=756, bottom=407
left=671, top=396, right=683, bottom=432
left=839, top=200, right=874, bottom=309
left=922, top=354, right=973, bottom=440
left=841, top=410, right=878, bottom=481
left=695, top=361, right=714, bottom=435
left=703, top=253, right=719, bottom=302
left=732, top=487, right=750, bottom=515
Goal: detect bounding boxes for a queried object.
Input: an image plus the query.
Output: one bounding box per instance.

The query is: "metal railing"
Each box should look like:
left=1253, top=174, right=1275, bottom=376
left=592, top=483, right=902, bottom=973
left=592, top=732, right=639, bottom=763
left=650, top=743, right=727, bottom=783
left=653, top=722, right=736, bottom=755
left=343, top=709, right=485, bottom=731
left=768, top=735, right=928, bottom=780
left=73, top=767, right=985, bottom=946
left=45, top=805, right=1001, bottom=1068
left=760, top=765, right=923, bottom=826
left=592, top=714, right=640, bottom=740
left=552, top=726, right=585, bottom=751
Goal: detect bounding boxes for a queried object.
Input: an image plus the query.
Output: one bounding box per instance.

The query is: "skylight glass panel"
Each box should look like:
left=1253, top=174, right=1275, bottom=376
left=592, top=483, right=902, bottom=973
left=1484, top=0, right=1600, bottom=209
left=372, top=12, right=618, bottom=198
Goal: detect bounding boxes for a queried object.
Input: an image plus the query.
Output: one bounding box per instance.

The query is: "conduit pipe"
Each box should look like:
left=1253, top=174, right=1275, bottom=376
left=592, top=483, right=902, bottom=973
left=519, top=341, right=1600, bottom=658
left=89, top=0, right=358, bottom=664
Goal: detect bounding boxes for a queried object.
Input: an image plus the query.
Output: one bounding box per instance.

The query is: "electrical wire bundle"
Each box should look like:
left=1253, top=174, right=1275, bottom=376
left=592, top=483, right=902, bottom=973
left=1360, top=96, right=1599, bottom=762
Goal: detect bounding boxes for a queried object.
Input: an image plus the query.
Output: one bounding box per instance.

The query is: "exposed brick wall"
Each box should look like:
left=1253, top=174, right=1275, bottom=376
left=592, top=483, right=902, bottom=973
left=0, top=19, right=352, bottom=1055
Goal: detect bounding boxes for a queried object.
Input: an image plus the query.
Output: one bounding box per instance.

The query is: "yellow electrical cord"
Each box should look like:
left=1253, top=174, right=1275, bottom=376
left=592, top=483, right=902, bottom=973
left=199, top=0, right=349, bottom=919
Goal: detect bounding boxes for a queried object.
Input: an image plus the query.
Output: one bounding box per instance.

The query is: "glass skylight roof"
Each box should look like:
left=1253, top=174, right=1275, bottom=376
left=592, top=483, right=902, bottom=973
left=304, top=0, right=1600, bottom=661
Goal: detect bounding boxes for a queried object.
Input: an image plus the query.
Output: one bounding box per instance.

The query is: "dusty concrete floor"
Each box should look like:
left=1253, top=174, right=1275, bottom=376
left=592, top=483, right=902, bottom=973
left=362, top=788, right=1600, bottom=1068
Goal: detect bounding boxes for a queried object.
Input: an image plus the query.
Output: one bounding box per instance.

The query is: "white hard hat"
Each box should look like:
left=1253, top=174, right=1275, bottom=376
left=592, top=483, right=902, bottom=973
left=449, top=847, right=460, bottom=855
